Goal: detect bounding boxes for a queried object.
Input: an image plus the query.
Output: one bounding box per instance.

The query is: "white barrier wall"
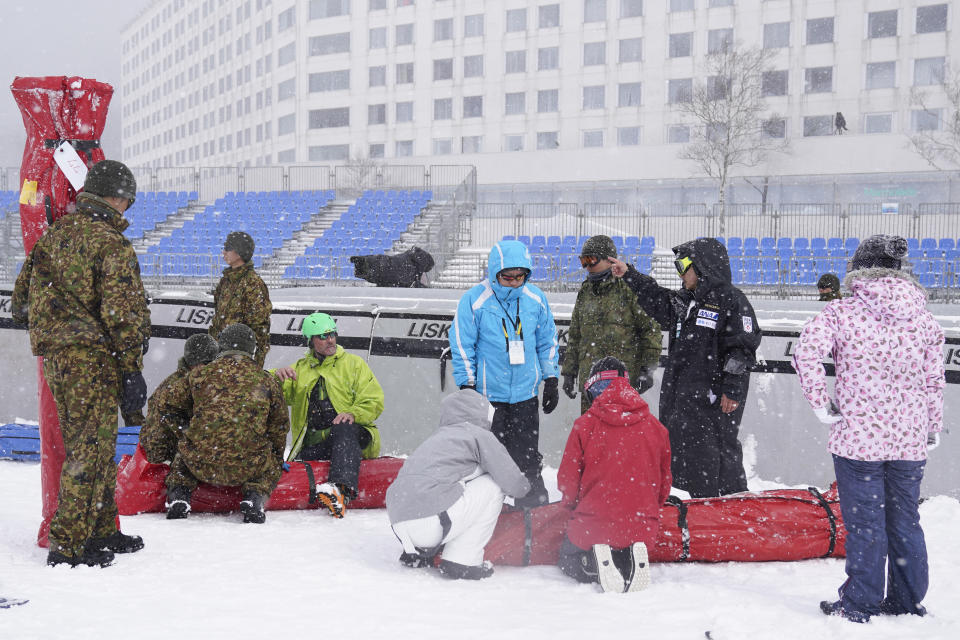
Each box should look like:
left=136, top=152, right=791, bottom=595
left=2, top=286, right=957, bottom=497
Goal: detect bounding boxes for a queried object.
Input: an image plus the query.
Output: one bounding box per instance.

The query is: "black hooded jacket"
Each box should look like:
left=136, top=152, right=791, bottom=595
left=621, top=238, right=761, bottom=405
left=349, top=246, right=435, bottom=287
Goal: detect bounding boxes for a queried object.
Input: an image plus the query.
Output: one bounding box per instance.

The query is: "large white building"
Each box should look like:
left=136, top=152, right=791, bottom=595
left=120, top=0, right=958, bottom=196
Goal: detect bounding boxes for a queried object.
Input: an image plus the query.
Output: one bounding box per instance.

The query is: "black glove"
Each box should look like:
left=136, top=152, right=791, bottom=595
left=541, top=378, right=559, bottom=414
left=120, top=372, right=148, bottom=415
left=459, top=385, right=475, bottom=391
left=562, top=374, right=577, bottom=399
left=141, top=336, right=150, bottom=357
left=634, top=367, right=655, bottom=395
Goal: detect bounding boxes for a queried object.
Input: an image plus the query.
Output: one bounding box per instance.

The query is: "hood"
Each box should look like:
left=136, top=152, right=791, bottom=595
left=438, top=389, right=494, bottom=432
left=405, top=246, right=435, bottom=272
left=487, top=241, right=533, bottom=301
left=75, top=192, right=129, bottom=233
left=843, top=268, right=928, bottom=321
left=585, top=377, right=648, bottom=427
left=673, top=237, right=731, bottom=289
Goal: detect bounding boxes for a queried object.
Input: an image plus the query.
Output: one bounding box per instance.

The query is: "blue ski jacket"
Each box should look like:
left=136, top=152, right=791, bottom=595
left=450, top=241, right=559, bottom=404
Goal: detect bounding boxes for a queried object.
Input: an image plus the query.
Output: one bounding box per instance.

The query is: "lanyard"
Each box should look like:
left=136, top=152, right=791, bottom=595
left=497, top=298, right=522, bottom=338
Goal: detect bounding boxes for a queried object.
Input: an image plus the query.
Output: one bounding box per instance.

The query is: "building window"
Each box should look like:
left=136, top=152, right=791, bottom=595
left=761, top=70, right=788, bottom=96
left=309, top=107, right=350, bottom=128
left=464, top=55, right=484, bottom=78
left=865, top=62, right=896, bottom=90
left=504, top=135, right=524, bottom=151
left=278, top=6, right=295, bottom=31
left=583, top=130, right=604, bottom=147
left=583, top=85, right=605, bottom=109
left=863, top=113, right=893, bottom=134
left=433, top=58, right=453, bottom=81
left=916, top=4, right=947, bottom=34
left=619, top=38, right=642, bottom=63
left=368, top=104, right=386, bottom=124
left=369, top=0, right=386, bottom=11
left=618, top=82, right=642, bottom=107
left=506, top=50, right=526, bottom=73
left=395, top=23, right=414, bottom=46
left=369, top=143, right=385, bottom=158
left=396, top=101, right=413, bottom=122
left=434, top=97, right=453, bottom=120
left=395, top=140, right=413, bottom=156
left=539, top=4, right=560, bottom=28
left=505, top=92, right=525, bottom=115
left=537, top=89, right=559, bottom=112
left=802, top=115, right=833, bottom=137
left=434, top=18, right=453, bottom=41
left=506, top=8, right=526, bottom=32
left=868, top=10, right=898, bottom=38
left=617, top=126, right=641, bottom=146
left=763, top=22, right=790, bottom=49
left=669, top=0, right=692, bottom=12
left=806, top=17, right=834, bottom=44
left=369, top=27, right=387, bottom=49
left=464, top=14, right=484, bottom=37
left=914, top=57, right=945, bottom=85
left=537, top=131, right=559, bottom=149
left=396, top=62, right=414, bottom=84
left=621, top=0, right=643, bottom=18
left=462, top=136, right=482, bottom=153
left=707, top=75, right=731, bottom=100
left=369, top=65, right=386, bottom=87
left=396, top=0, right=414, bottom=6
left=277, top=113, right=295, bottom=135
left=277, top=78, right=296, bottom=100
left=278, top=42, right=296, bottom=66
left=309, top=33, right=350, bottom=55
left=277, top=148, right=295, bottom=162
left=433, top=138, right=453, bottom=155
left=463, top=96, right=483, bottom=118
left=584, top=0, right=606, bottom=23
left=669, top=33, right=692, bottom=58
left=761, top=118, right=786, bottom=139
left=309, top=70, right=350, bottom=92
left=709, top=0, right=733, bottom=6
left=707, top=28, right=733, bottom=54
left=310, top=0, right=350, bottom=19
left=911, top=108, right=941, bottom=131
left=804, top=67, right=833, bottom=93
left=538, top=47, right=559, bottom=70
left=309, top=144, right=349, bottom=162
left=667, top=125, right=690, bottom=143
left=668, top=78, right=692, bottom=103
left=584, top=42, right=606, bottom=66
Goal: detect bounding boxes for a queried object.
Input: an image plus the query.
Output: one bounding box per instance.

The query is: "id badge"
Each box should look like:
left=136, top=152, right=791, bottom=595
left=508, top=339, right=526, bottom=365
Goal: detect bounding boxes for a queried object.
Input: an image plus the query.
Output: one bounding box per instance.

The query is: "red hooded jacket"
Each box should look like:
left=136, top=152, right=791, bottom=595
left=557, top=377, right=672, bottom=550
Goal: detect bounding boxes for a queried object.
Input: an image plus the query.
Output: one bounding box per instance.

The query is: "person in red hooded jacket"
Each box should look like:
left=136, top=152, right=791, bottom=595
left=556, top=357, right=672, bottom=593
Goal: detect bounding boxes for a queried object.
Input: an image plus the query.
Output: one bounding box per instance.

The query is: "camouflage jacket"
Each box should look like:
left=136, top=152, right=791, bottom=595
left=561, top=275, right=662, bottom=386
left=11, top=193, right=150, bottom=372
left=209, top=262, right=272, bottom=365
left=156, top=352, right=289, bottom=486
left=140, top=360, right=191, bottom=464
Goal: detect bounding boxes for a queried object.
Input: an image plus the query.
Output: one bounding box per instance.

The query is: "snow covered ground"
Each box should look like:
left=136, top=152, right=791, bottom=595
left=1, top=462, right=958, bottom=640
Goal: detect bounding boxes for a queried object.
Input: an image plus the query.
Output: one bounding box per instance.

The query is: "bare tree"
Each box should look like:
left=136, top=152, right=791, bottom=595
left=675, top=45, right=789, bottom=228
left=337, top=155, right=382, bottom=198
left=908, top=67, right=960, bottom=169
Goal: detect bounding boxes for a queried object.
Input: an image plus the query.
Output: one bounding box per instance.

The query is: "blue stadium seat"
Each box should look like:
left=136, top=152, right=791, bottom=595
left=726, top=237, right=742, bottom=251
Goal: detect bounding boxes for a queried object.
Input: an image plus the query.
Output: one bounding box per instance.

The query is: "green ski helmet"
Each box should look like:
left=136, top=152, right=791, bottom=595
left=302, top=312, right=338, bottom=342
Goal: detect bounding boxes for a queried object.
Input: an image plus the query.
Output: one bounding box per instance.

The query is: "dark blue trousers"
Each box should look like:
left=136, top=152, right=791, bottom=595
left=832, top=455, right=928, bottom=617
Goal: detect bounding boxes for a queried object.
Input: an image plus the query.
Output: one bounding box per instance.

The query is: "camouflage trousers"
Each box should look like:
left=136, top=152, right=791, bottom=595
left=139, top=420, right=180, bottom=464
left=165, top=450, right=281, bottom=497
left=43, top=347, right=120, bottom=558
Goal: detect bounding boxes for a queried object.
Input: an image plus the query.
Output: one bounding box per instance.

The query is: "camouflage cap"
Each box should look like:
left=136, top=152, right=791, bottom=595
left=218, top=323, right=257, bottom=357
left=581, top=235, right=617, bottom=259
left=183, top=333, right=219, bottom=367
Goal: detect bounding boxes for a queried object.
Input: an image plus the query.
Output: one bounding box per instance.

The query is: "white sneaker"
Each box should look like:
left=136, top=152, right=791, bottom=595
left=592, top=544, right=625, bottom=593
left=624, top=542, right=650, bottom=593
left=316, top=482, right=345, bottom=518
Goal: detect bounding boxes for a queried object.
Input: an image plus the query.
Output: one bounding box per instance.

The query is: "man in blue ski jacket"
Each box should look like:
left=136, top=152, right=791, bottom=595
left=450, top=240, right=560, bottom=507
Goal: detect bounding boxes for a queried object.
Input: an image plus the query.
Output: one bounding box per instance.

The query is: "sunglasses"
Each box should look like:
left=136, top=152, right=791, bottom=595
left=498, top=271, right=527, bottom=282
left=314, top=332, right=338, bottom=341
left=579, top=255, right=601, bottom=267
left=675, top=256, right=694, bottom=276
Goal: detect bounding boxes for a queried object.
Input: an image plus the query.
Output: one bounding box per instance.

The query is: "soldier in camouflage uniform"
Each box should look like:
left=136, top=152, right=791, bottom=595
left=209, top=231, right=272, bottom=368
left=140, top=334, right=219, bottom=464
left=11, top=160, right=150, bottom=568
left=160, top=324, right=289, bottom=524
left=562, top=235, right=662, bottom=414
left=817, top=273, right=843, bottom=301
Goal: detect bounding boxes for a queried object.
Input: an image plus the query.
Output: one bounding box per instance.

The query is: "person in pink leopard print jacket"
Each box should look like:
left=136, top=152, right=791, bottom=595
left=793, top=234, right=945, bottom=624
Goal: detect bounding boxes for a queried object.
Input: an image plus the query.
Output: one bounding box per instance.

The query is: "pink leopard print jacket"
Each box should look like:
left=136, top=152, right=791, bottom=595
left=793, top=268, right=945, bottom=461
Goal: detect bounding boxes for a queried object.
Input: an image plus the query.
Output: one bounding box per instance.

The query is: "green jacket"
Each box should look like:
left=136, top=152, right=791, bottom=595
left=209, top=261, right=272, bottom=367
left=562, top=275, right=662, bottom=410
left=276, top=345, right=385, bottom=461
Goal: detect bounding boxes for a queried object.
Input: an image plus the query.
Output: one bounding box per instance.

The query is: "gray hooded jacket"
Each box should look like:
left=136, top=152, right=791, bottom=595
left=386, top=390, right=531, bottom=524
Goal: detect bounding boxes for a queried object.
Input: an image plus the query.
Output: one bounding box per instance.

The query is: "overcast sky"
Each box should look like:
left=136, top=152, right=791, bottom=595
left=0, top=0, right=154, bottom=173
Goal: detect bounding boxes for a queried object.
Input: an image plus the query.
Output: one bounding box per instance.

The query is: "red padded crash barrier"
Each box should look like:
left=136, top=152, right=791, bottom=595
left=484, top=486, right=846, bottom=566
left=115, top=446, right=404, bottom=515
left=10, top=76, right=113, bottom=548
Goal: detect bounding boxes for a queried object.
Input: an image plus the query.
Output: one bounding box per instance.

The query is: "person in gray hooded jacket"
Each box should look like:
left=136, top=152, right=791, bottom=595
left=387, top=389, right=532, bottom=580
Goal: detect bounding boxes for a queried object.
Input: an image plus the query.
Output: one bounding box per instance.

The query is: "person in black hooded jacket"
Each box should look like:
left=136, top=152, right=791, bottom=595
left=608, top=238, right=761, bottom=498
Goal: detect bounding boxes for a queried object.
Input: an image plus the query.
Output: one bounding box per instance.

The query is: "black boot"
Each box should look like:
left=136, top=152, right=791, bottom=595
left=165, top=486, right=192, bottom=520
left=88, top=531, right=144, bottom=554
left=47, top=548, right=115, bottom=568
left=514, top=474, right=549, bottom=509
left=438, top=559, right=494, bottom=580
left=240, top=490, right=266, bottom=524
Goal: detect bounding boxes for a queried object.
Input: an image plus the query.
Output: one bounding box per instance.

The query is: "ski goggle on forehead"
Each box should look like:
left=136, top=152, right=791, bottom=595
left=675, top=256, right=694, bottom=276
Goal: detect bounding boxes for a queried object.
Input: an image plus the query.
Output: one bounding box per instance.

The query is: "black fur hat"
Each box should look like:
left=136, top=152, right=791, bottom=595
left=850, top=235, right=908, bottom=272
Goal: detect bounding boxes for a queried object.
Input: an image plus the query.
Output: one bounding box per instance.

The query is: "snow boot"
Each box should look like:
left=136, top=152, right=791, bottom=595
left=438, top=559, right=494, bottom=580
left=47, top=548, right=114, bottom=568
left=819, top=600, right=870, bottom=624
left=88, top=531, right=144, bottom=554
left=316, top=482, right=346, bottom=518
left=623, top=542, right=650, bottom=593
left=0, top=598, right=29, bottom=609
left=592, top=544, right=625, bottom=593
left=240, top=490, right=266, bottom=524
left=165, top=486, right=192, bottom=520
